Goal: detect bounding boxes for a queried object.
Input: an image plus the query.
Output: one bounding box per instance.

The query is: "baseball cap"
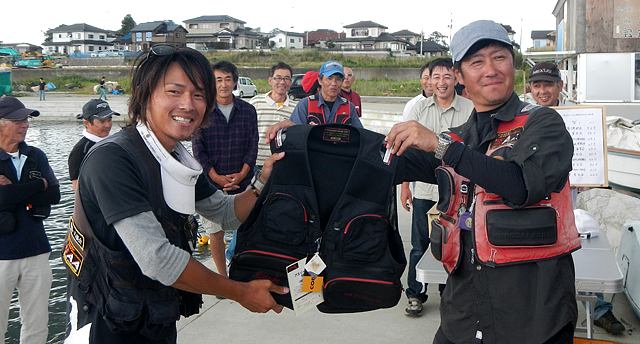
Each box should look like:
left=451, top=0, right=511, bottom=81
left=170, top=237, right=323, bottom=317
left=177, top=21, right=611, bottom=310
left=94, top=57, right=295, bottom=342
left=77, top=99, right=120, bottom=120
left=0, top=96, right=40, bottom=120
left=526, top=62, right=561, bottom=83
left=319, top=61, right=344, bottom=77
left=301, top=71, right=320, bottom=93
left=450, top=20, right=513, bottom=63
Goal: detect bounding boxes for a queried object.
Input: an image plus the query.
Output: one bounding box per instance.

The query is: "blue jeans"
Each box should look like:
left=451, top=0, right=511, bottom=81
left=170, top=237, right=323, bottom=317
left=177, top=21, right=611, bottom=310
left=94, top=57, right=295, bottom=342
left=580, top=292, right=613, bottom=320
left=39, top=90, right=45, bottom=100
left=98, top=87, right=107, bottom=100
left=406, top=198, right=436, bottom=302
left=225, top=231, right=237, bottom=261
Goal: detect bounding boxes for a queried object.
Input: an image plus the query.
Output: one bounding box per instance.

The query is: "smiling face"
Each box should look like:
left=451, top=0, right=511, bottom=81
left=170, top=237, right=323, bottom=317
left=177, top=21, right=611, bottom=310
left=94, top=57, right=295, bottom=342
left=430, top=66, right=457, bottom=103
left=420, top=69, right=434, bottom=97
left=454, top=43, right=515, bottom=112
left=530, top=80, right=562, bottom=106
left=268, top=68, right=293, bottom=99
left=145, top=62, right=207, bottom=151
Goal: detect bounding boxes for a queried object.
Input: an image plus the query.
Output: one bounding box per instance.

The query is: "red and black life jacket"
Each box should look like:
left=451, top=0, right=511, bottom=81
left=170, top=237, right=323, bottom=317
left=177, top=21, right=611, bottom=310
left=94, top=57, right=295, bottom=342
left=431, top=104, right=581, bottom=274
left=306, top=94, right=352, bottom=125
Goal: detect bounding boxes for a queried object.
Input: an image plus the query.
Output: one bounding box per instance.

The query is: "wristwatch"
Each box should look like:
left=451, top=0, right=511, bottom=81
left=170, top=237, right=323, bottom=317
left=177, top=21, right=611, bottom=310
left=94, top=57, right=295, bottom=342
left=250, top=171, right=266, bottom=195
left=435, top=133, right=453, bottom=160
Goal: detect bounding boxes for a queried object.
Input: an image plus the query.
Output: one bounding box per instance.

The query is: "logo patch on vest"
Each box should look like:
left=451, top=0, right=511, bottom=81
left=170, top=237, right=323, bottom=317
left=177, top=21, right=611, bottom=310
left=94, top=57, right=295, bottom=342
left=322, top=127, right=350, bottom=143
left=63, top=240, right=84, bottom=276
left=69, top=217, right=85, bottom=249
left=490, top=127, right=523, bottom=150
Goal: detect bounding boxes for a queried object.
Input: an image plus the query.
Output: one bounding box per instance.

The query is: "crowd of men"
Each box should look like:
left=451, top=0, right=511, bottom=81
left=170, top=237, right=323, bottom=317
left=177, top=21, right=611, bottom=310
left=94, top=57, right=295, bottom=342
left=0, top=18, right=626, bottom=344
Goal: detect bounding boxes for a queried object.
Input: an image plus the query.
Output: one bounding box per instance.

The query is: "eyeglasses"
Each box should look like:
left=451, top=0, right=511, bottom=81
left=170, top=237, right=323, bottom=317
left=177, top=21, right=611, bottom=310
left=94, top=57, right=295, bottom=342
left=345, top=73, right=354, bottom=77
left=271, top=76, right=292, bottom=83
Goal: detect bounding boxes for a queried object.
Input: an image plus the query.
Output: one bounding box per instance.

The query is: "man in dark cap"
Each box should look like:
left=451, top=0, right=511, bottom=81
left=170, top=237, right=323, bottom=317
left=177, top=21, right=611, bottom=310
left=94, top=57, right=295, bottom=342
left=527, top=62, right=564, bottom=106
left=386, top=20, right=579, bottom=344
left=68, top=99, right=120, bottom=190
left=0, top=96, right=60, bottom=343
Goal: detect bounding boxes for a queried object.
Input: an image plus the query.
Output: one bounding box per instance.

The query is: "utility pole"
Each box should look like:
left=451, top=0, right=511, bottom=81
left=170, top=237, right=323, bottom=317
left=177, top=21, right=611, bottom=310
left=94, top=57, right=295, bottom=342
left=448, top=13, right=453, bottom=49
left=421, top=16, right=424, bottom=56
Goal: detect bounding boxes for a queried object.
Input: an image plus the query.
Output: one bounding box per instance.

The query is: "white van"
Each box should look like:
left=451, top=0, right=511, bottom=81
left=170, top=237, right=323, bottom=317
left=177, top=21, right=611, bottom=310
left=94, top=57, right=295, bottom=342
left=232, top=77, right=257, bottom=98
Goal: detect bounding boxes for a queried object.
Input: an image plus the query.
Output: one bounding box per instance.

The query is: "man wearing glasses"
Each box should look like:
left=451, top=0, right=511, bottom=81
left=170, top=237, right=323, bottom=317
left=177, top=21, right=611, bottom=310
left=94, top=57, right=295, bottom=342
left=0, top=96, right=60, bottom=344
left=250, top=62, right=297, bottom=171
left=339, top=67, right=362, bottom=117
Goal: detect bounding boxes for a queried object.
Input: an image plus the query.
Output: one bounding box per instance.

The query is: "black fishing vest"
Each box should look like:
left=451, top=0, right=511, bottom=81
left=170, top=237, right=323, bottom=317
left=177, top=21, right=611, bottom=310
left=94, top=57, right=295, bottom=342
left=62, top=126, right=201, bottom=340
left=229, top=124, right=406, bottom=313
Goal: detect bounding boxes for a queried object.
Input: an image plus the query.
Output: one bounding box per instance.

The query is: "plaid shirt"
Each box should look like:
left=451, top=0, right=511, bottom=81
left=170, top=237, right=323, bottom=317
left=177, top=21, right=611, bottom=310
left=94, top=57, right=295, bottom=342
left=193, top=96, right=258, bottom=192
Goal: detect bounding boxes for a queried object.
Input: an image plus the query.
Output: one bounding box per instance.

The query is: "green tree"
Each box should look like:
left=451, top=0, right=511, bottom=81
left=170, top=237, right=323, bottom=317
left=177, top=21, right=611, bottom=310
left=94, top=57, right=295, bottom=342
left=119, top=14, right=136, bottom=35
left=427, top=31, right=449, bottom=49
left=44, top=24, right=67, bottom=42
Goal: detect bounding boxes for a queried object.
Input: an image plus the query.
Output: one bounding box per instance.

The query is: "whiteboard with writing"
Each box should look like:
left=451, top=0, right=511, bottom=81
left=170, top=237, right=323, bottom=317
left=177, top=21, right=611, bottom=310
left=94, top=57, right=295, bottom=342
left=553, top=106, right=608, bottom=187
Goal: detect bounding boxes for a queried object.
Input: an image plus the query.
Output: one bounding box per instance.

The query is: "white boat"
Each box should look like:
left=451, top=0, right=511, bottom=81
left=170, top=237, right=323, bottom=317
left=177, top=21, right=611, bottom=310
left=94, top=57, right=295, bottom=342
left=618, top=220, right=640, bottom=318
left=607, top=147, right=640, bottom=193
left=606, top=117, right=640, bottom=193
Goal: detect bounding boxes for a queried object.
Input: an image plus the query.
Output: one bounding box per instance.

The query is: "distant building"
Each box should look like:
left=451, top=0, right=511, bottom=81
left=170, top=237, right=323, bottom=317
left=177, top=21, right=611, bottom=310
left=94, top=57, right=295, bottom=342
left=531, top=30, right=556, bottom=49
left=334, top=21, right=410, bottom=52
left=391, top=30, right=421, bottom=45
left=306, top=29, right=345, bottom=48
left=270, top=30, right=305, bottom=49
left=0, top=43, right=42, bottom=55
left=129, top=21, right=188, bottom=51
left=183, top=15, right=260, bottom=49
left=42, top=23, right=113, bottom=54
left=410, top=40, right=448, bottom=57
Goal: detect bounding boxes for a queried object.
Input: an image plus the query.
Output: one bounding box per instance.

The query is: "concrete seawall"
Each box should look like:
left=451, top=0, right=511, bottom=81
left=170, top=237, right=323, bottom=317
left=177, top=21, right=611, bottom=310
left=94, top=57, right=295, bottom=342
left=19, top=94, right=404, bottom=135
left=10, top=67, right=421, bottom=83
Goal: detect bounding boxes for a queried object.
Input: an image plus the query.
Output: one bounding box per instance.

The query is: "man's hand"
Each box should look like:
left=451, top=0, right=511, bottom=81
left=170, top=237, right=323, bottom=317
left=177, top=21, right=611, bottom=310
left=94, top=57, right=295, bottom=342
left=225, top=172, right=247, bottom=187
left=236, top=279, right=289, bottom=313
left=385, top=120, right=439, bottom=156
left=259, top=152, right=286, bottom=182
left=0, top=175, right=12, bottom=185
left=400, top=182, right=412, bottom=212
left=208, top=170, right=240, bottom=192
left=265, top=120, right=295, bottom=144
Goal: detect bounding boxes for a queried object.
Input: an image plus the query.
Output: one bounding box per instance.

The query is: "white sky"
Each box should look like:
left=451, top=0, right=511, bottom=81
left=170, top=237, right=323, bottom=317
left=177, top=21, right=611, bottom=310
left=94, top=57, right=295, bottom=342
left=2, top=0, right=558, bottom=50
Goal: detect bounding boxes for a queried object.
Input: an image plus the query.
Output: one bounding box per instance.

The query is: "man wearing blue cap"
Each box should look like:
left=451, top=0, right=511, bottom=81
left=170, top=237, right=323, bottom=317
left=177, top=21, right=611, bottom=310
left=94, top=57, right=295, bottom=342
left=289, top=61, right=362, bottom=127
left=386, top=20, right=578, bottom=343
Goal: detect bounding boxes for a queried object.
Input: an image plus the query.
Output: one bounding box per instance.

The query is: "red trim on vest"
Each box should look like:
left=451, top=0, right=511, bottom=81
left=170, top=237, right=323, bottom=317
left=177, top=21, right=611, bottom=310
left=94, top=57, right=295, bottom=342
left=307, top=98, right=351, bottom=125
left=434, top=113, right=580, bottom=270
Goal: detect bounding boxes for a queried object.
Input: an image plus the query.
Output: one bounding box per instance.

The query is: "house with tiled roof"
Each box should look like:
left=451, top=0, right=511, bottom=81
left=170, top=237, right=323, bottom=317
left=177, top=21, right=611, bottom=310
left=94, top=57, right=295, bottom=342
left=335, top=21, right=410, bottom=52
left=42, top=23, right=113, bottom=54
left=391, top=30, right=421, bottom=45
left=306, top=29, right=345, bottom=48
left=530, top=30, right=555, bottom=49
left=183, top=15, right=260, bottom=49
left=409, top=40, right=449, bottom=57
left=129, top=21, right=188, bottom=51
left=270, top=30, right=305, bottom=49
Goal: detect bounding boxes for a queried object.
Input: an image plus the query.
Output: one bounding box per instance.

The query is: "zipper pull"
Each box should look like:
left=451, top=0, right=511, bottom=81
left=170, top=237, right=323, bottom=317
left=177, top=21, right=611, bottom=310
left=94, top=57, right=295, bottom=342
left=470, top=248, right=475, bottom=264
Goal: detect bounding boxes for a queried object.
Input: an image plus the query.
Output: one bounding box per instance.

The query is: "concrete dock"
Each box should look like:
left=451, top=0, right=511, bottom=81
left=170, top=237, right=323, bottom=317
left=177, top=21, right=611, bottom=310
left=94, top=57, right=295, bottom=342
left=15, top=93, right=640, bottom=343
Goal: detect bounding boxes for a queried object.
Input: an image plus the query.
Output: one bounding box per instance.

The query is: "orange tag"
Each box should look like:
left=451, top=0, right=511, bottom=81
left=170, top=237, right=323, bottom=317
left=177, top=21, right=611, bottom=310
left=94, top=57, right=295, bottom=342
left=302, top=276, right=323, bottom=292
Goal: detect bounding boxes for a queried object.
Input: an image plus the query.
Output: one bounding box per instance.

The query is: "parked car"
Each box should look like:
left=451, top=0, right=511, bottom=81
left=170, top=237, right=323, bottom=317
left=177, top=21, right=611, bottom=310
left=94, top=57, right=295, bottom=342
left=287, top=74, right=314, bottom=100
left=232, top=77, right=257, bottom=98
